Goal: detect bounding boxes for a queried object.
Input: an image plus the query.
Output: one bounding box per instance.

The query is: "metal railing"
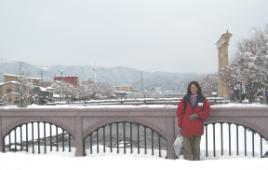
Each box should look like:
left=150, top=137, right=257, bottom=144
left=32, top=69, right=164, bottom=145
left=84, top=121, right=167, bottom=157
left=203, top=122, right=268, bottom=158
left=51, top=97, right=229, bottom=106
left=3, top=121, right=73, bottom=154
left=3, top=121, right=267, bottom=159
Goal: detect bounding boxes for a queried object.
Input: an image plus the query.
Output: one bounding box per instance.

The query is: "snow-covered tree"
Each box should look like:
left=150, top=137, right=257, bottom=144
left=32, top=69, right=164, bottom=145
left=221, top=25, right=268, bottom=102
left=79, top=81, right=115, bottom=100
left=199, top=73, right=218, bottom=97
left=17, top=75, right=35, bottom=107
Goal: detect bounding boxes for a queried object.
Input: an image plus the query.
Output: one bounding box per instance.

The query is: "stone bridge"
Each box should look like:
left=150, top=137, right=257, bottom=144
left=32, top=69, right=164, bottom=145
left=0, top=105, right=267, bottom=159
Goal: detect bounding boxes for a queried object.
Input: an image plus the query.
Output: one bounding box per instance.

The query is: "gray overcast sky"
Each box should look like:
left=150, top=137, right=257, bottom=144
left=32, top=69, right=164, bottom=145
left=0, top=0, right=267, bottom=73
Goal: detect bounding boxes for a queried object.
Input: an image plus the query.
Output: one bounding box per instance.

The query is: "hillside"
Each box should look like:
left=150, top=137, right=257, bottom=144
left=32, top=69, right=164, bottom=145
left=0, top=62, right=206, bottom=91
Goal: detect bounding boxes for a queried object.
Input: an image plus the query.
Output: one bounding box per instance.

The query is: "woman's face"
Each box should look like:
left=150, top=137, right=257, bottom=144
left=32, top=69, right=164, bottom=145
left=190, top=84, right=198, bottom=95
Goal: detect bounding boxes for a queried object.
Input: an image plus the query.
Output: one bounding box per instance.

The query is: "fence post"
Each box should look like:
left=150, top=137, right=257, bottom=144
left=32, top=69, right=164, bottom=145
left=166, top=116, right=176, bottom=159
left=263, top=89, right=267, bottom=105
left=75, top=117, right=85, bottom=156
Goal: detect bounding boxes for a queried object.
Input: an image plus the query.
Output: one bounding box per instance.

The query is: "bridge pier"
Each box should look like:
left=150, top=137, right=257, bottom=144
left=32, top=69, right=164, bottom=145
left=0, top=137, right=3, bottom=153
left=0, top=118, right=3, bottom=152
left=75, top=117, right=85, bottom=156
left=166, top=117, right=176, bottom=159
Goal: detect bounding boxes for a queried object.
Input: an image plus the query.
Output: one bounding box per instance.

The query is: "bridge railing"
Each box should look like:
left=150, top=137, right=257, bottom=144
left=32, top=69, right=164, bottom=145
left=51, top=97, right=229, bottom=106
left=0, top=105, right=267, bottom=159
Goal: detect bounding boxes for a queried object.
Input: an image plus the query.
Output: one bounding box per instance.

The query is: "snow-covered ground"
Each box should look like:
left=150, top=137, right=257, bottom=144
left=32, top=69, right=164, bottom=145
left=0, top=152, right=267, bottom=170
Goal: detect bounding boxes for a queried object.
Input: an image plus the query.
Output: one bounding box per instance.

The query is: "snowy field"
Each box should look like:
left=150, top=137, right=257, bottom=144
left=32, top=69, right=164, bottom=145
left=0, top=152, right=267, bottom=170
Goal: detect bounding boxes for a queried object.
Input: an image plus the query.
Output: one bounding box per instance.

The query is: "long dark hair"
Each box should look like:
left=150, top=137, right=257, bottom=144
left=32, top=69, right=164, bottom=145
left=186, top=80, right=202, bottom=96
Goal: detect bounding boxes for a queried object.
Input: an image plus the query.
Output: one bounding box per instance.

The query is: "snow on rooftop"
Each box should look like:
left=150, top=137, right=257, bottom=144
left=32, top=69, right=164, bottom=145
left=39, top=86, right=49, bottom=92
left=0, top=152, right=266, bottom=170
left=3, top=73, right=41, bottom=80
left=0, top=81, right=20, bottom=86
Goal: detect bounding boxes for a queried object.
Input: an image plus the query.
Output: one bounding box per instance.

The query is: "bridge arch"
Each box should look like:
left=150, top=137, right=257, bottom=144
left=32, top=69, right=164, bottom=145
left=83, top=120, right=168, bottom=158
left=206, top=118, right=268, bottom=140
left=83, top=117, right=168, bottom=140
left=2, top=117, right=75, bottom=138
left=3, top=120, right=75, bottom=155
left=203, top=119, right=268, bottom=158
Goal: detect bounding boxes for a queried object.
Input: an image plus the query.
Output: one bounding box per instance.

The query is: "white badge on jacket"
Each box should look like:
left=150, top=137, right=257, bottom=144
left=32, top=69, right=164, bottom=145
left=198, top=102, right=203, bottom=107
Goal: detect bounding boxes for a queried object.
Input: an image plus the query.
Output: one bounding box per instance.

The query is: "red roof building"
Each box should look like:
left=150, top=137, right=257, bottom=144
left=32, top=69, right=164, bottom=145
left=53, top=76, right=79, bottom=87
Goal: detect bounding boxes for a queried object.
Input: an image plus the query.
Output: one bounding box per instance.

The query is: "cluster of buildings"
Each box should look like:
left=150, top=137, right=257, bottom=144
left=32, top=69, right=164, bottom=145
left=0, top=74, right=40, bottom=105
left=0, top=73, right=136, bottom=106
left=0, top=73, right=81, bottom=105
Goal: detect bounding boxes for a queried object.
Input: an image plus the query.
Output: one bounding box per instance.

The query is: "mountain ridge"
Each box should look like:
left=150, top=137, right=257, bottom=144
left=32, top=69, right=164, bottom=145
left=0, top=61, right=206, bottom=91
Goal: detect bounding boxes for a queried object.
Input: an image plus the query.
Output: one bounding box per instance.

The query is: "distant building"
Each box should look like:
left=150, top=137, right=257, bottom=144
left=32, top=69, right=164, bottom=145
left=53, top=76, right=79, bottom=87
left=162, top=91, right=185, bottom=98
left=81, top=80, right=95, bottom=86
left=3, top=73, right=40, bottom=86
left=31, top=86, right=53, bottom=105
left=0, top=73, right=52, bottom=105
left=114, top=85, right=133, bottom=99
left=115, top=84, right=133, bottom=92
left=0, top=81, right=20, bottom=104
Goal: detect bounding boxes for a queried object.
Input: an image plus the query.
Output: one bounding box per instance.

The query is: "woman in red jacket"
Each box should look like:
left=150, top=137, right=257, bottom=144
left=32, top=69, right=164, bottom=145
left=176, top=80, right=211, bottom=160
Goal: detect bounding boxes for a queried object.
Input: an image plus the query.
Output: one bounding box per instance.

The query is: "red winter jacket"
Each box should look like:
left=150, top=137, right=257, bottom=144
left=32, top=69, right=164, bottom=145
left=176, top=94, right=211, bottom=137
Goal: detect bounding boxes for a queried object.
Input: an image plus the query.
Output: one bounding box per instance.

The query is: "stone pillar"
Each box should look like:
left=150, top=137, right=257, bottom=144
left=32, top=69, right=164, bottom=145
left=0, top=118, right=3, bottom=152
left=75, top=117, right=85, bottom=156
left=216, top=30, right=232, bottom=99
left=166, top=116, right=176, bottom=159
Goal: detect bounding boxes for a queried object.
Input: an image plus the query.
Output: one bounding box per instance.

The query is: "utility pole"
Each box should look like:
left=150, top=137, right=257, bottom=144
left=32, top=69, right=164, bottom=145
left=39, top=70, right=43, bottom=87
left=19, top=61, right=22, bottom=76
left=93, top=63, right=97, bottom=83
left=18, top=61, right=24, bottom=107
left=140, top=71, right=144, bottom=98
left=88, top=66, right=91, bottom=81
left=140, top=72, right=144, bottom=92
left=60, top=69, right=64, bottom=102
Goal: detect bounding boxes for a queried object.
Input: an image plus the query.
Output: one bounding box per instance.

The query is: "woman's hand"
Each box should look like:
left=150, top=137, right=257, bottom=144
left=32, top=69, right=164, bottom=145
left=189, top=113, right=199, bottom=121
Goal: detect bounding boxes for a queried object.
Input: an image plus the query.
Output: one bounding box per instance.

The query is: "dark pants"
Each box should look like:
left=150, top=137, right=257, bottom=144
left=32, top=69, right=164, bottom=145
left=183, top=136, right=201, bottom=160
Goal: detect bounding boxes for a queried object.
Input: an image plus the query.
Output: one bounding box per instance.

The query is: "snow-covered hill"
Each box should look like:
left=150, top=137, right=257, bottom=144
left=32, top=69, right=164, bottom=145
left=0, top=61, right=205, bottom=91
